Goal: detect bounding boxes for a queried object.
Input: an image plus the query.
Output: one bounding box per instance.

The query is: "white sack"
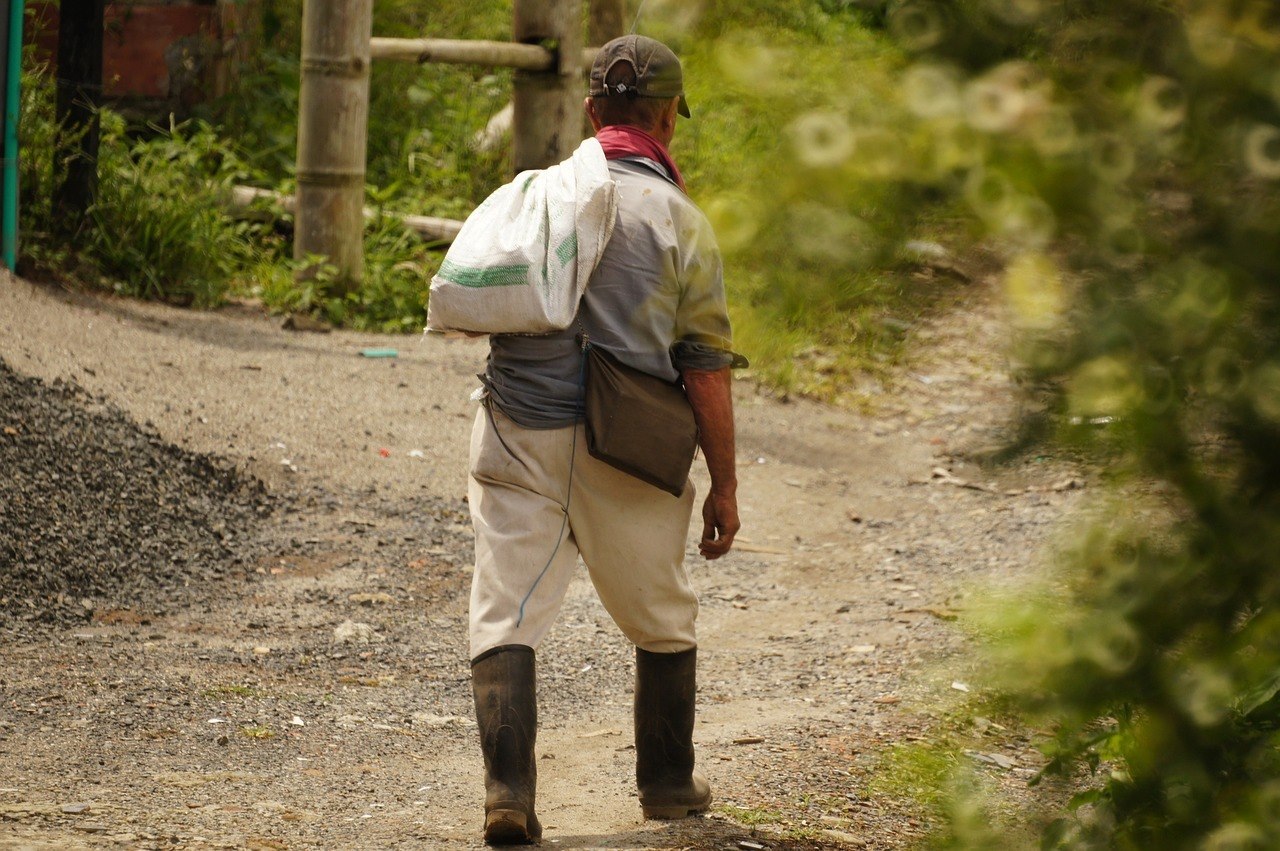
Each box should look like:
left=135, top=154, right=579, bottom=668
left=425, top=137, right=617, bottom=335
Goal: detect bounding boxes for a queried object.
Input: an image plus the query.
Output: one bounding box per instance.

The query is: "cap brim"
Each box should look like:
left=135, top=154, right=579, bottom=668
left=678, top=95, right=691, bottom=119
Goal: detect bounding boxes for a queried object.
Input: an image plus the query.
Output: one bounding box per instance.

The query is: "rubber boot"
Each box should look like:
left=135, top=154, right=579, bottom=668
left=472, top=645, right=542, bottom=845
left=634, top=646, right=712, bottom=819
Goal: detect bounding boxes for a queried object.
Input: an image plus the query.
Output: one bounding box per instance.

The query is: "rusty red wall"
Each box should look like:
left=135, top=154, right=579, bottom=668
left=27, top=1, right=256, bottom=108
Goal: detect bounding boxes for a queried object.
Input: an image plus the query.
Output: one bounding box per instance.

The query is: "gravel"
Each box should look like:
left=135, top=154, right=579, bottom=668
left=0, top=358, right=273, bottom=628
left=0, top=275, right=1086, bottom=849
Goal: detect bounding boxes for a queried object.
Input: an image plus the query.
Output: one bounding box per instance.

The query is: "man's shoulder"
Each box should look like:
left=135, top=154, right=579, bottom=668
left=609, top=160, right=688, bottom=199
left=608, top=160, right=709, bottom=224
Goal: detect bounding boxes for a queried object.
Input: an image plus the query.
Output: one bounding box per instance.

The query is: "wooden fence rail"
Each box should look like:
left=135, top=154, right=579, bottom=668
left=370, top=37, right=598, bottom=72
left=231, top=186, right=463, bottom=243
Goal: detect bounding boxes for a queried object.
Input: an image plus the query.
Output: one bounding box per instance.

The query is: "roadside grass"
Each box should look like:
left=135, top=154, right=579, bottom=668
left=240, top=725, right=276, bottom=740
left=866, top=740, right=959, bottom=814
left=715, top=803, right=786, bottom=827
left=202, top=684, right=267, bottom=700
left=715, top=799, right=864, bottom=843
left=857, top=697, right=1075, bottom=849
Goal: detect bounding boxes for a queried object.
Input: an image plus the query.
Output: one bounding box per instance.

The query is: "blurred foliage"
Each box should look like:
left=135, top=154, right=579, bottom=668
left=819, top=1, right=1280, bottom=848
left=674, top=13, right=959, bottom=392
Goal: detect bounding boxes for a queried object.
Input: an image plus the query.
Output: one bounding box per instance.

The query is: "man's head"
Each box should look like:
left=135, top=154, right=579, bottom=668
left=586, top=35, right=690, bottom=144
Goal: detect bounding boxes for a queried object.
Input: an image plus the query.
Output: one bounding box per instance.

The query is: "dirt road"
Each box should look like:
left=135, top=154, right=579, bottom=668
left=0, top=272, right=1082, bottom=849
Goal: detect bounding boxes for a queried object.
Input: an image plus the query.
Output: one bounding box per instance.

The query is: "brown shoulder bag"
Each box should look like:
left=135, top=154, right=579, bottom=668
left=581, top=342, right=698, bottom=497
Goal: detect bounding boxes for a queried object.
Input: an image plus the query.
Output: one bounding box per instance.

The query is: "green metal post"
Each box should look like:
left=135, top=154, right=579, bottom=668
left=2, top=0, right=23, bottom=269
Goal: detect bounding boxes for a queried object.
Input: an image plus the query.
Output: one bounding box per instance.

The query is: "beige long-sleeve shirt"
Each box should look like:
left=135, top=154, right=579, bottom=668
left=485, top=158, right=741, bottom=428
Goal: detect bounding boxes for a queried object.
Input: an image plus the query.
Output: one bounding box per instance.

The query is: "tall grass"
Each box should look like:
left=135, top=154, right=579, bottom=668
left=88, top=115, right=258, bottom=307
left=20, top=52, right=265, bottom=306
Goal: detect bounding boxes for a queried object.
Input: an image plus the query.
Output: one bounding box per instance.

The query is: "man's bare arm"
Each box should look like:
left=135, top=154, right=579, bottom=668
left=682, top=366, right=739, bottom=559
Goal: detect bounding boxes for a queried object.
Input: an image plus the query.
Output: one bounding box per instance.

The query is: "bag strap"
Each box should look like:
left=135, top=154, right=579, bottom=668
left=575, top=324, right=590, bottom=406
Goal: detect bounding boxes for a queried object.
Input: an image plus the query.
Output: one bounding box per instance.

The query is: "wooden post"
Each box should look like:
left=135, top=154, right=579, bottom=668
left=584, top=0, right=625, bottom=138
left=53, top=0, right=104, bottom=234
left=294, top=0, right=373, bottom=292
left=589, top=0, right=626, bottom=46
left=512, top=0, right=584, bottom=174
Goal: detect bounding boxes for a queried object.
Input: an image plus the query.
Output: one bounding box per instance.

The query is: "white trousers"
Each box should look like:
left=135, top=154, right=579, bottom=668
left=467, top=405, right=699, bottom=660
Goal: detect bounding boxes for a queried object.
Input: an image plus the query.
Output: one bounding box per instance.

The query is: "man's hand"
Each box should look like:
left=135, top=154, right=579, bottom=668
left=700, top=489, right=739, bottom=559
left=683, top=365, right=739, bottom=560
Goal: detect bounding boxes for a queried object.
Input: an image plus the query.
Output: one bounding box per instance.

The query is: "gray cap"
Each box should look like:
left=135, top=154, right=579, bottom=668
left=589, top=35, right=691, bottom=118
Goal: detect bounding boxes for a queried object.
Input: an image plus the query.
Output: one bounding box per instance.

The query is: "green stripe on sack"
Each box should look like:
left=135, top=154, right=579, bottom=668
left=438, top=259, right=529, bottom=288
left=555, top=232, right=578, bottom=267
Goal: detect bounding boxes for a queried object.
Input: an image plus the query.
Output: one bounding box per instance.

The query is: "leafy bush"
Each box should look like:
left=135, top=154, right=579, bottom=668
left=19, top=48, right=262, bottom=306
left=202, top=48, right=300, bottom=180
left=17, top=51, right=58, bottom=255
left=88, top=115, right=259, bottom=306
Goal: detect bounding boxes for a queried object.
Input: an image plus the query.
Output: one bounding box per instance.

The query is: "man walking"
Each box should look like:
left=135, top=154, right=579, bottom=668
left=466, top=34, right=742, bottom=845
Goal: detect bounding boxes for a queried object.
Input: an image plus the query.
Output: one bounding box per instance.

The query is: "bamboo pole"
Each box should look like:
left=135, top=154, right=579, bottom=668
left=512, top=0, right=585, bottom=173
left=294, top=0, right=373, bottom=292
left=371, top=37, right=599, bottom=74
left=371, top=37, right=551, bottom=70
left=589, top=0, right=626, bottom=46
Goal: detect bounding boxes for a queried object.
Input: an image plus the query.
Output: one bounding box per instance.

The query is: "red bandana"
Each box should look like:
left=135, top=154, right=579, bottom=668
left=595, top=125, right=686, bottom=193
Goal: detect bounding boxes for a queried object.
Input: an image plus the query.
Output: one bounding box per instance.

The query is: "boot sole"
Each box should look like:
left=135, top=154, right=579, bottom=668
left=484, top=809, right=539, bottom=845
left=640, top=794, right=711, bottom=820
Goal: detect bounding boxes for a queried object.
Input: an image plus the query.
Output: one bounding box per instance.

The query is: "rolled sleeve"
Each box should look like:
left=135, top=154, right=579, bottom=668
left=672, top=340, right=736, bottom=371
left=671, top=214, right=748, bottom=373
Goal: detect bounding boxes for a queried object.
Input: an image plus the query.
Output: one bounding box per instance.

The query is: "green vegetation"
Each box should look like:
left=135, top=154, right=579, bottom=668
left=87, top=115, right=257, bottom=307
left=240, top=724, right=276, bottom=740
left=678, top=16, right=949, bottom=391
left=19, top=57, right=266, bottom=308
left=21, top=0, right=962, bottom=391
left=867, top=741, right=960, bottom=812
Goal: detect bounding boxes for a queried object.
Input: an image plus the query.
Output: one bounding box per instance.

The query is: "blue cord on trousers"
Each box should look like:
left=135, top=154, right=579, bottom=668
left=514, top=339, right=590, bottom=628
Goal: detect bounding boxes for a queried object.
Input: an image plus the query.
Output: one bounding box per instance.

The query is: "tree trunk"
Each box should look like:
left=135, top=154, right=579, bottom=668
left=53, top=0, right=104, bottom=233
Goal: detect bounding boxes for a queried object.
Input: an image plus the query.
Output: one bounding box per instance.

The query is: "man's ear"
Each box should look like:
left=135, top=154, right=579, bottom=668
left=660, top=98, right=680, bottom=135
left=584, top=98, right=604, bottom=133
